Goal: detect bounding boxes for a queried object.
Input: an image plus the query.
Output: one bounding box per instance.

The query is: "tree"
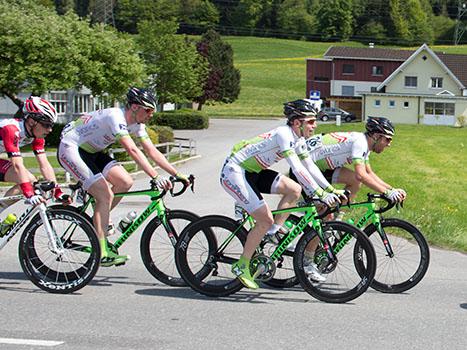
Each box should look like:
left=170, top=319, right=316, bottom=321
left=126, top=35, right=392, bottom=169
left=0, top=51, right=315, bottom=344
left=315, top=0, right=354, bottom=41
left=55, top=0, right=76, bottom=15
left=195, top=30, right=240, bottom=110
left=114, top=0, right=180, bottom=33
left=0, top=0, right=145, bottom=105
left=276, top=0, right=316, bottom=38
left=136, top=20, right=208, bottom=109
left=178, top=0, right=220, bottom=31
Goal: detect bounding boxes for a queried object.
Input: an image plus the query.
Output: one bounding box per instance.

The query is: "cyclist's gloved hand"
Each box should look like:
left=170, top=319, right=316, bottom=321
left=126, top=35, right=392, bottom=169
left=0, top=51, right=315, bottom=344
left=384, top=188, right=405, bottom=203
left=325, top=186, right=347, bottom=203
left=26, top=194, right=45, bottom=206
left=153, top=175, right=172, bottom=190
left=320, top=191, right=340, bottom=206
left=175, top=172, right=190, bottom=185
left=53, top=186, right=72, bottom=204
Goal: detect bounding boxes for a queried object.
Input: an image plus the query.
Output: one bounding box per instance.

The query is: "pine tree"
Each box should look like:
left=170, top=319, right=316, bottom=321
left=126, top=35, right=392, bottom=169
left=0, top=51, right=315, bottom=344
left=195, top=30, right=240, bottom=110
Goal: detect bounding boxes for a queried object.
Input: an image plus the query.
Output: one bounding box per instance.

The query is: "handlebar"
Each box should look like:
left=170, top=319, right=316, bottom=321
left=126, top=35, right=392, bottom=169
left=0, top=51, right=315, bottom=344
left=367, top=193, right=399, bottom=213
left=150, top=174, right=195, bottom=198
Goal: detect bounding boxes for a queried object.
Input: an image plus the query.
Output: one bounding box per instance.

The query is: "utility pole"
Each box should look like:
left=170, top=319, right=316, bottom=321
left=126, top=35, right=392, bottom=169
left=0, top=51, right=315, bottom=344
left=92, top=0, right=115, bottom=27
left=454, top=1, right=467, bottom=45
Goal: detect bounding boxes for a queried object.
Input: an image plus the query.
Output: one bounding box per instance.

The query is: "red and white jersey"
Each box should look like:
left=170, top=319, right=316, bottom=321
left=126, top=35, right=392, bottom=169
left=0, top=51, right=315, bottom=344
left=0, top=118, right=45, bottom=157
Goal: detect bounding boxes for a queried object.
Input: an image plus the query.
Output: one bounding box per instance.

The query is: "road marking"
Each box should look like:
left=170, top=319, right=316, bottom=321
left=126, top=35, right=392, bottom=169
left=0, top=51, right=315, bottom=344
left=0, top=337, right=64, bottom=347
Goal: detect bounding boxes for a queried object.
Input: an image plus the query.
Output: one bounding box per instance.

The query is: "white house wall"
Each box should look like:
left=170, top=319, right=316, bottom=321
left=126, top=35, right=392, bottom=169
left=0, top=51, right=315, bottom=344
left=365, top=95, right=419, bottom=124
left=331, top=80, right=379, bottom=97
left=385, top=50, right=461, bottom=96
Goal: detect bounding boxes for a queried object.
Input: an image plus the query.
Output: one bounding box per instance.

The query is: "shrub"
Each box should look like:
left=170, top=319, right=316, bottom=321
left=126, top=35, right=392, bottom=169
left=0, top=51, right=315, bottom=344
left=151, top=109, right=209, bottom=129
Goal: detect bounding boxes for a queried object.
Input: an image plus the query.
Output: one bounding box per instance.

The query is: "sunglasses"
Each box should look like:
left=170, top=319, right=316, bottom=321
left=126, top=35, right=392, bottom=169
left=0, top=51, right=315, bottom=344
left=39, top=122, right=53, bottom=129
left=301, top=118, right=317, bottom=125
left=140, top=106, right=154, bottom=113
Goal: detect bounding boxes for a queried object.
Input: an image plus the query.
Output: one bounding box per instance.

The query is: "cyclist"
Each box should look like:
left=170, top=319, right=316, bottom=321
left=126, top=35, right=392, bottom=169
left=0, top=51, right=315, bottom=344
left=220, top=99, right=343, bottom=289
left=291, top=116, right=406, bottom=204
left=0, top=96, right=69, bottom=214
left=58, top=87, right=190, bottom=266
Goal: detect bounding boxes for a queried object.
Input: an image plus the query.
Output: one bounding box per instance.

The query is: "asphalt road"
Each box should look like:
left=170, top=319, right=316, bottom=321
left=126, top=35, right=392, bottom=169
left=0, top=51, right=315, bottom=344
left=0, top=118, right=466, bottom=350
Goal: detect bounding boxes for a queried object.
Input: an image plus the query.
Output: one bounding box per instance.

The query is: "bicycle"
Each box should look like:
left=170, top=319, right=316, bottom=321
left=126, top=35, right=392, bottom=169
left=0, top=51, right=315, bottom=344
left=0, top=181, right=100, bottom=294
left=345, top=194, right=430, bottom=293
left=255, top=194, right=430, bottom=294
left=175, top=199, right=377, bottom=303
left=64, top=175, right=198, bottom=287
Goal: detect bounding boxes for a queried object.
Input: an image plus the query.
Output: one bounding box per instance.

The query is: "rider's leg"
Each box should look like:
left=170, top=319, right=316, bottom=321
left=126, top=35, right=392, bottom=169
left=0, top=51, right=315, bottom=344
left=87, top=178, right=113, bottom=240
left=104, top=164, right=133, bottom=210
left=270, top=175, right=302, bottom=229
left=242, top=203, right=274, bottom=259
left=333, top=167, right=362, bottom=201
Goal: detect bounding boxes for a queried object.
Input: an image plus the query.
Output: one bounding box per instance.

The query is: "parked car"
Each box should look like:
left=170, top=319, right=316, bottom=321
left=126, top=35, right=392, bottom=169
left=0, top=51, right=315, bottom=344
left=318, top=107, right=356, bottom=122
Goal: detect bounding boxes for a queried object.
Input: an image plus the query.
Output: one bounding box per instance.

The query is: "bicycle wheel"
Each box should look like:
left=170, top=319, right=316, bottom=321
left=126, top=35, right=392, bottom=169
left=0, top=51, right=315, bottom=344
left=19, top=207, right=100, bottom=294
left=294, top=221, right=376, bottom=303
left=263, top=214, right=300, bottom=289
left=175, top=215, right=247, bottom=297
left=140, top=209, right=199, bottom=287
left=357, top=218, right=430, bottom=293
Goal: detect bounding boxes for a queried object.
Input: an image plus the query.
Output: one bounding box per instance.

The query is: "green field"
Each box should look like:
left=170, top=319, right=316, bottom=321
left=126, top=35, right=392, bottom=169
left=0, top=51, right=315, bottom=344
left=203, top=37, right=467, bottom=117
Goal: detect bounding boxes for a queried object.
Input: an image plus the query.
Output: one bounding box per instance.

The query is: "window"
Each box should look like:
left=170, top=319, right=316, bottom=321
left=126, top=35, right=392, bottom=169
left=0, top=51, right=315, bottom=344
left=370, top=87, right=378, bottom=92
left=341, top=85, right=355, bottom=96
left=424, top=102, right=455, bottom=115
left=372, top=66, right=383, bottom=76
left=343, top=64, right=354, bottom=74
left=389, top=100, right=395, bottom=108
left=49, top=92, right=67, bottom=115
left=314, top=76, right=329, bottom=81
left=74, top=94, right=93, bottom=114
left=403, top=101, right=409, bottom=108
left=431, top=77, right=443, bottom=88
left=374, top=100, right=381, bottom=107
left=405, top=76, right=418, bottom=88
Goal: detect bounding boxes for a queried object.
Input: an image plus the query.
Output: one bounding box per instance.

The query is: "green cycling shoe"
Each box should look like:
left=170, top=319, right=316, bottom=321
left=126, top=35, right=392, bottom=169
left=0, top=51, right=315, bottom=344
left=231, top=256, right=258, bottom=290
left=100, top=250, right=130, bottom=267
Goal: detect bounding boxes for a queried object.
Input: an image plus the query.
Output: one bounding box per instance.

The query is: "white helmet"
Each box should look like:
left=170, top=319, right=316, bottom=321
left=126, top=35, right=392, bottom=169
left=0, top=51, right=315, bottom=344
left=23, top=96, right=58, bottom=124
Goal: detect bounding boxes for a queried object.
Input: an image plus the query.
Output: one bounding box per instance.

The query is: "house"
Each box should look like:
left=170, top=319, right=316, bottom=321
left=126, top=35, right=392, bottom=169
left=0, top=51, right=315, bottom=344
left=306, top=44, right=467, bottom=125
left=363, top=44, right=467, bottom=126
left=306, top=44, right=413, bottom=118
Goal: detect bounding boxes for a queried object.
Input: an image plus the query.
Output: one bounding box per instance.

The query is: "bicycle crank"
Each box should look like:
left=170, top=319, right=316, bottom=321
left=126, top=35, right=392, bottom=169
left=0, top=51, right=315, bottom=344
left=251, top=254, right=276, bottom=281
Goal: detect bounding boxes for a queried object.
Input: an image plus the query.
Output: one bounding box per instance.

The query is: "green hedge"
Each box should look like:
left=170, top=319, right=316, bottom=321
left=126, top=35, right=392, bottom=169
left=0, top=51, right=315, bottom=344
left=151, top=109, right=209, bottom=129
left=45, top=123, right=65, bottom=147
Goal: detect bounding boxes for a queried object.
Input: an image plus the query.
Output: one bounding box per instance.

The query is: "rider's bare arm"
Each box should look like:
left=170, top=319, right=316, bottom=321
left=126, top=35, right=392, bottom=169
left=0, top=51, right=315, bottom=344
left=35, top=153, right=57, bottom=183
left=10, top=156, right=32, bottom=184
left=139, top=138, right=177, bottom=177
left=354, top=162, right=390, bottom=193
left=119, top=136, right=158, bottom=178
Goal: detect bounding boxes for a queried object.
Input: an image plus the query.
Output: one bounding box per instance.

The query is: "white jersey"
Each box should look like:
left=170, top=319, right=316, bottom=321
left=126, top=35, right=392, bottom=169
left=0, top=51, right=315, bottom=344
left=227, top=125, right=322, bottom=196
left=61, top=108, right=149, bottom=153
left=303, top=132, right=370, bottom=170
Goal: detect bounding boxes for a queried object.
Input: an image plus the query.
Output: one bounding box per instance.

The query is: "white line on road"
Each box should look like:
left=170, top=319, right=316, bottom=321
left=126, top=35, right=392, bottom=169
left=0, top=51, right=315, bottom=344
left=0, top=337, right=64, bottom=347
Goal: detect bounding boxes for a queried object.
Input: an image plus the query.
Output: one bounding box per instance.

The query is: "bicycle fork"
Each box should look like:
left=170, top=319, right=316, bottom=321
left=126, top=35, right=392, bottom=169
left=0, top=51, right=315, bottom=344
left=38, top=203, right=64, bottom=255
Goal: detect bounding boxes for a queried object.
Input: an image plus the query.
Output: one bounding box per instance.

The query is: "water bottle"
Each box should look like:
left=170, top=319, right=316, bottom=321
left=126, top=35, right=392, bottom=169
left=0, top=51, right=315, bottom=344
left=0, top=213, right=17, bottom=237
left=118, top=211, right=137, bottom=232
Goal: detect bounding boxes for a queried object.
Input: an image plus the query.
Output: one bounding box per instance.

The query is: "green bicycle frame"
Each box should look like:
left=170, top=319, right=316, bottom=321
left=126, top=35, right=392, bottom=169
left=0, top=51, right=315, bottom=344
left=78, top=187, right=174, bottom=249
left=217, top=203, right=337, bottom=264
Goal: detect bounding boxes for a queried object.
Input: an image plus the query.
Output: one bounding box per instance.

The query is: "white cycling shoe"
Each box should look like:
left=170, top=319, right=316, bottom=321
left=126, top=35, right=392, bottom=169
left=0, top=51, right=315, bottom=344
left=304, top=260, right=327, bottom=283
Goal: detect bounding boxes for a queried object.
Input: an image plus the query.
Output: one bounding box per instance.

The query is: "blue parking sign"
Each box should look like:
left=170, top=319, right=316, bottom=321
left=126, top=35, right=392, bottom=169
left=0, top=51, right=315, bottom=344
left=309, top=90, right=320, bottom=100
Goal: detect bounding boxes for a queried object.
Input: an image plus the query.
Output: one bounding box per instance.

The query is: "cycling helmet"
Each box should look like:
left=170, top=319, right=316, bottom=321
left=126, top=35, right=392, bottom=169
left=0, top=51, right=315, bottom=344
left=126, top=87, right=157, bottom=110
left=23, top=96, right=57, bottom=124
left=366, top=117, right=395, bottom=138
left=284, top=99, right=318, bottom=120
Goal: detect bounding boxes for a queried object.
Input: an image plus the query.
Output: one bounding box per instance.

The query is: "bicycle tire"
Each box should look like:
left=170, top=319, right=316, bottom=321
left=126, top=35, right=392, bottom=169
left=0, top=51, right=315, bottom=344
left=19, top=207, right=100, bottom=294
left=357, top=218, right=430, bottom=293
left=294, top=221, right=376, bottom=303
left=140, top=209, right=200, bottom=287
left=175, top=215, right=247, bottom=297
left=262, top=214, right=301, bottom=289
